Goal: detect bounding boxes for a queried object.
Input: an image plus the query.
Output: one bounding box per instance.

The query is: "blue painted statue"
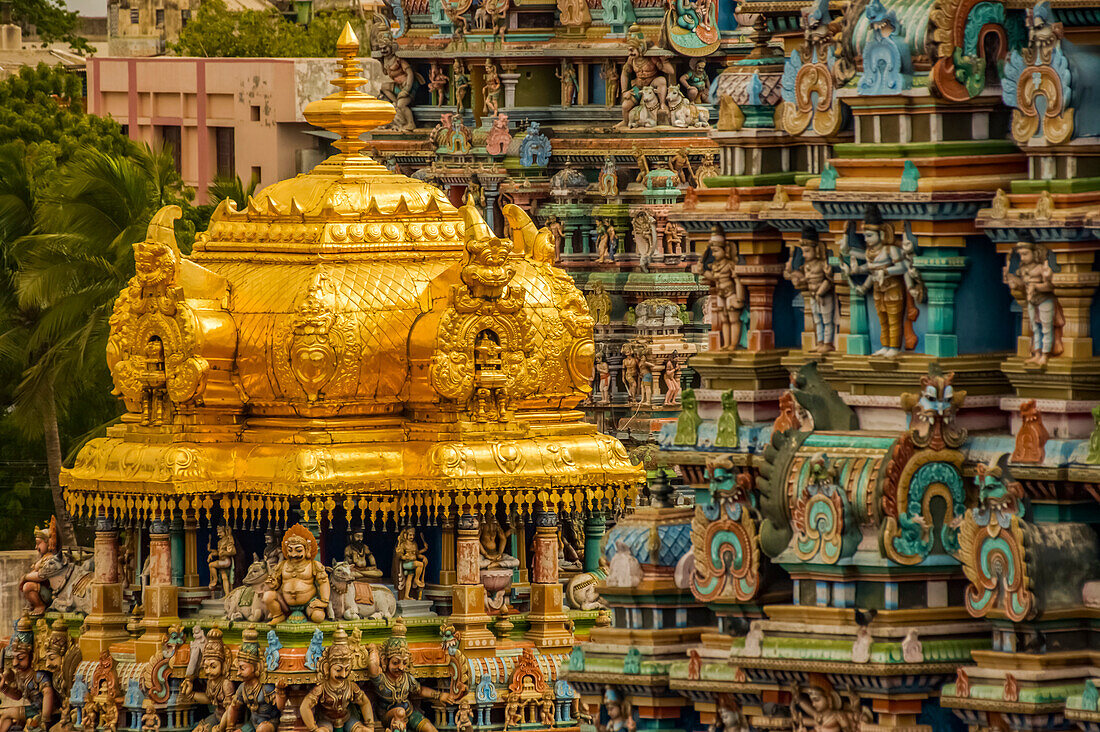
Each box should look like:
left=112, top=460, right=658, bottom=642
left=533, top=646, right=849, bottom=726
left=519, top=122, right=551, bottom=167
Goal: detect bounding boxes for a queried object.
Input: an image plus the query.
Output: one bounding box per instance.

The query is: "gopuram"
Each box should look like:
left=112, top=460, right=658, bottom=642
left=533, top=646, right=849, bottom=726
left=8, top=0, right=1100, bottom=725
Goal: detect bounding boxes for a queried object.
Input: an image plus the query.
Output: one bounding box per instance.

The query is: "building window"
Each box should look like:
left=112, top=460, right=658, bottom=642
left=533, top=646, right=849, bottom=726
left=130, top=7, right=138, bottom=23
left=159, top=125, right=182, bottom=173
left=251, top=166, right=261, bottom=186
left=250, top=105, right=261, bottom=122
left=181, top=8, right=190, bottom=24
left=214, top=128, right=235, bottom=178
left=155, top=8, right=164, bottom=25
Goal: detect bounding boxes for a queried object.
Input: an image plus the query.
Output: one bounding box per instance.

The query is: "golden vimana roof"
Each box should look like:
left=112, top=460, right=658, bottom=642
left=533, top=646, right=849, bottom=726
left=63, top=25, right=642, bottom=523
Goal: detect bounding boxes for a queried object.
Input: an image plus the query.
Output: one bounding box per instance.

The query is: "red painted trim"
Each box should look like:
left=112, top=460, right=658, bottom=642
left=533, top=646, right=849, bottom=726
left=196, top=59, right=209, bottom=202
left=90, top=58, right=99, bottom=115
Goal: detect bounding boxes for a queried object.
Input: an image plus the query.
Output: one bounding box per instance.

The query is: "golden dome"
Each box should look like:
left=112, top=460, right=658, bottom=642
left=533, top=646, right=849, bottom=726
left=63, top=25, right=642, bottom=523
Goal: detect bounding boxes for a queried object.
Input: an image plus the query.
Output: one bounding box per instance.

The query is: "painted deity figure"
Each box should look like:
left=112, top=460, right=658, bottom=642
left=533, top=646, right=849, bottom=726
left=140, top=701, right=160, bottom=732
left=391, top=527, right=428, bottom=600
left=594, top=218, right=616, bottom=264
left=586, top=281, right=612, bottom=325
left=482, top=60, right=502, bottom=116
left=427, top=62, right=448, bottom=106
left=453, top=60, right=470, bottom=114
left=557, top=61, right=579, bottom=105
left=601, top=61, right=618, bottom=106
left=1003, top=239, right=1063, bottom=365
left=621, top=345, right=639, bottom=402
left=183, top=629, right=235, bottom=732
left=20, top=518, right=58, bottom=616
left=595, top=354, right=611, bottom=403
left=598, top=689, right=635, bottom=732
left=633, top=211, right=656, bottom=271
left=368, top=620, right=454, bottom=732
left=679, top=59, right=708, bottom=102
left=788, top=681, right=868, bottom=732
left=841, top=205, right=923, bottom=357
left=479, top=512, right=520, bottom=569
left=207, top=524, right=236, bottom=597
left=222, top=630, right=286, bottom=732
left=82, top=653, right=122, bottom=732
left=694, top=226, right=745, bottom=350
left=345, top=530, right=383, bottom=580
left=300, top=629, right=374, bottom=732
left=663, top=354, right=681, bottom=405
left=669, top=149, right=693, bottom=187
left=784, top=227, right=836, bottom=353
left=664, top=223, right=685, bottom=256
left=379, top=39, right=417, bottom=132
left=546, top=215, right=565, bottom=260
left=637, top=349, right=655, bottom=404
left=0, top=616, right=56, bottom=732
left=262, top=524, right=330, bottom=625
left=618, top=29, right=676, bottom=127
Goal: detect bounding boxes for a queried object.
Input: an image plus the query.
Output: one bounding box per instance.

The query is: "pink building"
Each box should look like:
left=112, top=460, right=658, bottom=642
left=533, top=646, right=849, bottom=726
left=87, top=55, right=384, bottom=201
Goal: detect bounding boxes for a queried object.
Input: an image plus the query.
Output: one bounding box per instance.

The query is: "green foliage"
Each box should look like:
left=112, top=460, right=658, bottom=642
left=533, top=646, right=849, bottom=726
left=173, top=0, right=365, bottom=57
left=11, top=0, right=90, bottom=52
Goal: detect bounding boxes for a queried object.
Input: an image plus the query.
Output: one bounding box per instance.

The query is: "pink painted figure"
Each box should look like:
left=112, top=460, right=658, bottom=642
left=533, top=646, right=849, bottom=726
left=663, top=353, right=681, bottom=405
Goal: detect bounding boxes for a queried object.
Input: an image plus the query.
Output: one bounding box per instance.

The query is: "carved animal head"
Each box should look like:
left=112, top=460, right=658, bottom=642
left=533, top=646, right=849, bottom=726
left=329, top=561, right=356, bottom=585
left=242, top=560, right=269, bottom=586
left=37, top=553, right=69, bottom=579
left=666, top=86, right=685, bottom=108
left=640, top=86, right=660, bottom=108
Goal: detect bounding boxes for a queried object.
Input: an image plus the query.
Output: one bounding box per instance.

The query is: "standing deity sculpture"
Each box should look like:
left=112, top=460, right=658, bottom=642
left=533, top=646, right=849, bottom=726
left=453, top=60, right=471, bottom=115
left=586, top=281, right=612, bottom=325
left=594, top=218, right=617, bottom=264
left=664, top=223, right=685, bottom=256
left=669, top=149, right=694, bottom=187
left=1003, top=239, right=1063, bottom=366
left=300, top=629, right=374, bottom=732
left=428, top=62, right=449, bottom=105
left=367, top=620, right=454, bottom=732
left=221, top=630, right=287, bottom=732
left=482, top=60, right=502, bottom=116
left=262, top=524, right=331, bottom=625
left=621, top=345, right=640, bottom=402
left=594, top=352, right=612, bottom=403
left=618, top=27, right=676, bottom=128
left=784, top=227, right=836, bottom=353
left=601, top=61, right=619, bottom=106
left=637, top=349, right=655, bottom=404
left=693, top=226, right=745, bottom=350
left=391, top=527, right=428, bottom=600
left=207, top=525, right=236, bottom=597
left=379, top=39, right=419, bottom=132
left=663, top=354, right=681, bottom=405
left=841, top=205, right=924, bottom=357
left=557, top=61, right=578, bottom=105
left=544, top=214, right=564, bottom=260
left=633, top=211, right=656, bottom=272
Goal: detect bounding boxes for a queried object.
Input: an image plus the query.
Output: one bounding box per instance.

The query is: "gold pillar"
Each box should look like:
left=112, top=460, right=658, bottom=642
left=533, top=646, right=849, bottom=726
left=450, top=512, right=496, bottom=654
left=79, top=514, right=130, bottom=658
left=183, top=511, right=200, bottom=588
left=136, top=516, right=180, bottom=662
left=439, top=515, right=456, bottom=586
left=525, top=510, right=573, bottom=650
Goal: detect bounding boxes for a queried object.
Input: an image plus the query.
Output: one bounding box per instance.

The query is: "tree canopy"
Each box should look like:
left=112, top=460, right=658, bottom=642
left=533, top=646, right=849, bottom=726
left=10, top=0, right=90, bottom=52
left=173, top=0, right=365, bottom=57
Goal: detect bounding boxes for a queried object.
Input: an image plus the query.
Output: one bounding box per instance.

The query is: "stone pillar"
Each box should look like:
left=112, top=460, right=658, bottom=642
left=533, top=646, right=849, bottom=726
left=450, top=512, right=496, bottom=654
left=439, top=515, right=456, bottom=586
left=80, top=514, right=130, bottom=658
left=501, top=72, right=520, bottom=109
left=577, top=62, right=589, bottom=105
left=735, top=233, right=785, bottom=352
left=170, top=515, right=184, bottom=587
left=1052, top=248, right=1099, bottom=359
left=183, top=512, right=200, bottom=588
left=526, top=510, right=573, bottom=649
left=136, top=517, right=180, bottom=662
left=917, top=245, right=967, bottom=358
left=583, top=512, right=606, bottom=572
left=485, top=184, right=499, bottom=234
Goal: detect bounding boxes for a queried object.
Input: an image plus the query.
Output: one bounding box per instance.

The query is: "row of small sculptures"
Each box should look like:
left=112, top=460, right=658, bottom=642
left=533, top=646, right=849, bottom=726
left=0, top=615, right=457, bottom=732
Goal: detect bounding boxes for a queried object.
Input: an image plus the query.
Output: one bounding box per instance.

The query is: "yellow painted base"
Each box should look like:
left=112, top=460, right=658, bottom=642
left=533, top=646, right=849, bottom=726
left=526, top=583, right=574, bottom=650
left=79, top=583, right=130, bottom=658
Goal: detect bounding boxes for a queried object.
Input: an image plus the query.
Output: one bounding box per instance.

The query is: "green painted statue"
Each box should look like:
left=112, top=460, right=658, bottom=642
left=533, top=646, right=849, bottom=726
left=674, top=389, right=701, bottom=446
left=715, top=389, right=741, bottom=448
left=1088, top=405, right=1100, bottom=464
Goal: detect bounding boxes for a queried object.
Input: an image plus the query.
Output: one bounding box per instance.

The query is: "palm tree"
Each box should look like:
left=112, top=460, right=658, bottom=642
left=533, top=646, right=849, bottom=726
left=7, top=143, right=189, bottom=543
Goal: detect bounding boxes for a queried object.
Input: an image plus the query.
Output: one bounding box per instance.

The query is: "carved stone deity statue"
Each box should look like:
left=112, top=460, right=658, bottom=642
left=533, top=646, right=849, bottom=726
left=594, top=218, right=617, bottom=264
left=546, top=215, right=565, bottom=259
left=618, top=28, right=675, bottom=128
left=379, top=39, right=418, bottom=132
left=598, top=688, right=635, bottom=732
left=637, top=349, right=655, bottom=404
left=300, top=629, right=374, bottom=732
left=586, top=281, right=612, bottom=326
left=427, top=62, right=448, bottom=106
left=663, top=354, right=681, bottom=405
left=664, top=223, right=685, bottom=256
left=367, top=620, right=454, bottom=732
left=482, top=60, right=502, bottom=116
left=693, top=226, right=745, bottom=350
left=787, top=681, right=869, bottom=732
left=784, top=227, right=836, bottom=353
left=20, top=518, right=59, bottom=616
left=183, top=629, right=235, bottom=732
left=345, top=530, right=383, bottom=580
left=0, top=615, right=56, bottom=732
left=479, top=512, right=520, bottom=569
left=633, top=211, right=656, bottom=271
left=621, top=345, right=639, bottom=402
left=207, top=525, right=236, bottom=597
left=221, top=630, right=286, bottom=732
left=1003, top=239, right=1063, bottom=365
left=391, top=527, right=428, bottom=600
left=841, top=205, right=923, bottom=357
left=679, top=59, right=708, bottom=102
left=262, top=524, right=331, bottom=625
left=453, top=60, right=470, bottom=115
left=556, top=60, right=578, bottom=105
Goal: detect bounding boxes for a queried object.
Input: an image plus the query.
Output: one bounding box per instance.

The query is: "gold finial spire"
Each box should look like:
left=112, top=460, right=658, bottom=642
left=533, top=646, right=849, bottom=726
left=303, top=22, right=395, bottom=156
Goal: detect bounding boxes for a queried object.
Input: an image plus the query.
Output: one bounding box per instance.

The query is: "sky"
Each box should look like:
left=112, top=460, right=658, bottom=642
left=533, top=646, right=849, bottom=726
left=67, top=0, right=105, bottom=17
